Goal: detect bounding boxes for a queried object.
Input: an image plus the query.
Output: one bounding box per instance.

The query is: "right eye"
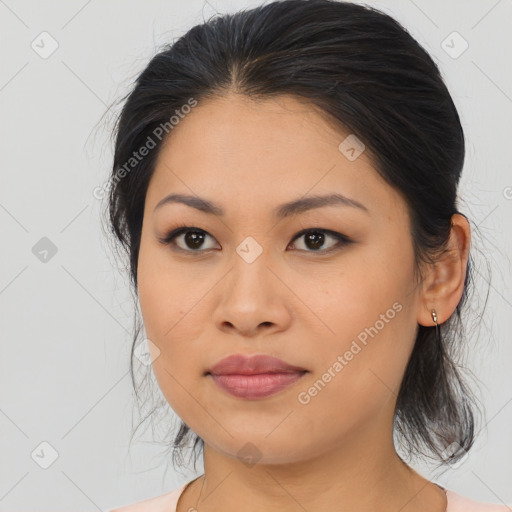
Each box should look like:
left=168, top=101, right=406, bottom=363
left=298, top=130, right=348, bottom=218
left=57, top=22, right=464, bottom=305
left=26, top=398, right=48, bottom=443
left=158, top=225, right=219, bottom=253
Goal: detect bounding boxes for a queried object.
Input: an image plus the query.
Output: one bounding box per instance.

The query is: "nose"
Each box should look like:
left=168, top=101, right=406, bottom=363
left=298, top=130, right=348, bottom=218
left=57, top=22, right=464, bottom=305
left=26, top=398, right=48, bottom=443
left=212, top=255, right=293, bottom=338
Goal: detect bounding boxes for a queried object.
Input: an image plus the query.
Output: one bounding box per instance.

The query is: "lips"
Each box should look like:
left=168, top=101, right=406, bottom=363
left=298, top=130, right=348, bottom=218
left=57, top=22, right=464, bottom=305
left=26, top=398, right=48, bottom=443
left=207, top=353, right=307, bottom=376
left=206, top=354, right=308, bottom=399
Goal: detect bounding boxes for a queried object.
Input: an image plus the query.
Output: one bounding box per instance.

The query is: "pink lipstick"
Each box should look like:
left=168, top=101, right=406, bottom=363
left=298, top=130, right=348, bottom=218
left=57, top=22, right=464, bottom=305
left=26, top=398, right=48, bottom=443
left=207, top=354, right=307, bottom=399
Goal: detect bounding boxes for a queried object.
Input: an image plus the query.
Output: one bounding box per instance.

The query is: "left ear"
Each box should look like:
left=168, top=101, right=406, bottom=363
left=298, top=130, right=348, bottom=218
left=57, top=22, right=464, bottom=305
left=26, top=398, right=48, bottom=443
left=417, top=213, right=471, bottom=327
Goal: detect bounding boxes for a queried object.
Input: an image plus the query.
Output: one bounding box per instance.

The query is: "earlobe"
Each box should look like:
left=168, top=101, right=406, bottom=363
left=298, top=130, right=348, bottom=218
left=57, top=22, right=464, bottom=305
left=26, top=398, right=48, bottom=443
left=416, top=213, right=471, bottom=327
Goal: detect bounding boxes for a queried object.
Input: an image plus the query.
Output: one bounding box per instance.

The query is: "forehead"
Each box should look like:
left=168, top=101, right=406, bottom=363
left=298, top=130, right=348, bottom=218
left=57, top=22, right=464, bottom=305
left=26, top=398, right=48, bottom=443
left=159, top=93, right=346, bottom=158
left=146, top=93, right=404, bottom=221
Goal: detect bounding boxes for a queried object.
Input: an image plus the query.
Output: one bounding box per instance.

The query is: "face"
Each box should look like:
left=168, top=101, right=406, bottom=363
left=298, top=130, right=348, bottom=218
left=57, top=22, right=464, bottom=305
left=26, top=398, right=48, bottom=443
left=137, top=93, right=423, bottom=465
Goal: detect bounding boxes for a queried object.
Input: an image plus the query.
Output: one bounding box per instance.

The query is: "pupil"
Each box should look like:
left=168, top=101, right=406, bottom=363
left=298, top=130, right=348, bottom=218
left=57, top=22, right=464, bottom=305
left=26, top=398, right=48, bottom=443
left=185, top=231, right=204, bottom=249
left=306, top=231, right=324, bottom=250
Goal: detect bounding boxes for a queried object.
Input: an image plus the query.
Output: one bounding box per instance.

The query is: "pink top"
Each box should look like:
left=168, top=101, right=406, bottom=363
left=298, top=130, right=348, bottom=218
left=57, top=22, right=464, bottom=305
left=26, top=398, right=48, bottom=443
left=109, top=481, right=511, bottom=512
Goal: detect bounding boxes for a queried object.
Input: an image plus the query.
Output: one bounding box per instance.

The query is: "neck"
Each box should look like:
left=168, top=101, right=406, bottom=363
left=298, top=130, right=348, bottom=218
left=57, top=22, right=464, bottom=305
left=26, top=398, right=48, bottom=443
left=178, top=418, right=446, bottom=512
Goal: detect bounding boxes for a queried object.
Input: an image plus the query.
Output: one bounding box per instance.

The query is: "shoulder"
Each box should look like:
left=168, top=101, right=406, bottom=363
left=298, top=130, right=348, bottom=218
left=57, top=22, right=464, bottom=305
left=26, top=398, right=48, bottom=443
left=108, top=482, right=512, bottom=512
left=447, top=489, right=512, bottom=512
left=108, top=482, right=189, bottom=512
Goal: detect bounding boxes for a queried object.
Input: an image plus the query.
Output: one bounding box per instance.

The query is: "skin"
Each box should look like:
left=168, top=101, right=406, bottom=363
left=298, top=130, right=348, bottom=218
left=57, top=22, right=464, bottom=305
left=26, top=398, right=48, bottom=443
left=136, top=93, right=471, bottom=512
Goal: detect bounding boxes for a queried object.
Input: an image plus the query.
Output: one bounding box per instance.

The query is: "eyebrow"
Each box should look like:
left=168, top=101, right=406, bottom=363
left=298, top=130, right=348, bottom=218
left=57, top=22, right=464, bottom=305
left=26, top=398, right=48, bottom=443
left=154, top=192, right=369, bottom=218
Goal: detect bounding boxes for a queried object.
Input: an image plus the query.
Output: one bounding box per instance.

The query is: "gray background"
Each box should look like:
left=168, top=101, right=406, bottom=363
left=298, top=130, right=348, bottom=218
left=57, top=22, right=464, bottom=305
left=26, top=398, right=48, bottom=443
left=1, top=0, right=511, bottom=511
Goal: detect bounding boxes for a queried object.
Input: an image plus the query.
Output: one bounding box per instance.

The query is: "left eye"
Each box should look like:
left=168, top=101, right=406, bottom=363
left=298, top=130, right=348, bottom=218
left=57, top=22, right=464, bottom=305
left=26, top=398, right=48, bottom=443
left=159, top=226, right=352, bottom=254
left=288, top=228, right=351, bottom=252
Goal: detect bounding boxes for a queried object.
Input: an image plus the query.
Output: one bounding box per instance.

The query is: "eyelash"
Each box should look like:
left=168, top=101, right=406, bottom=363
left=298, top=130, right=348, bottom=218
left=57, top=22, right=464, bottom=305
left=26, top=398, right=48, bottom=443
left=158, top=224, right=353, bottom=255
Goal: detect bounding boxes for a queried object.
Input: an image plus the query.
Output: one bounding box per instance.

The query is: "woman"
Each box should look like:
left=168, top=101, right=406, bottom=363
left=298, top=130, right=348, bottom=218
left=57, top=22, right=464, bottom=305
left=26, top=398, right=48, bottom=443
left=106, top=1, right=511, bottom=511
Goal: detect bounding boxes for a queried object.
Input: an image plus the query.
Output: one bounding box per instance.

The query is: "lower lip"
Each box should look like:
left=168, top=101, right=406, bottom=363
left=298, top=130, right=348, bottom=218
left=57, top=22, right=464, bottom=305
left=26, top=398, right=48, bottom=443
left=209, top=371, right=306, bottom=399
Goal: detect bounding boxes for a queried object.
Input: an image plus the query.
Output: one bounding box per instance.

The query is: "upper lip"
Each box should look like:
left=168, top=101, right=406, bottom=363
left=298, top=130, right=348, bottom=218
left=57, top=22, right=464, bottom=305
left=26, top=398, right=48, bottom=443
left=207, top=354, right=307, bottom=376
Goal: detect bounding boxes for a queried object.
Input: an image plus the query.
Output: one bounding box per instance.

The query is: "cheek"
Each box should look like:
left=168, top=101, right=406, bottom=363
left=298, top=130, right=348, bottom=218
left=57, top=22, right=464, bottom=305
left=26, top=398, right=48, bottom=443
left=136, top=236, right=212, bottom=391
left=137, top=237, right=186, bottom=372
left=137, top=234, right=195, bottom=337
left=289, top=293, right=416, bottom=445
left=294, top=236, right=418, bottom=397
left=291, top=249, right=407, bottom=341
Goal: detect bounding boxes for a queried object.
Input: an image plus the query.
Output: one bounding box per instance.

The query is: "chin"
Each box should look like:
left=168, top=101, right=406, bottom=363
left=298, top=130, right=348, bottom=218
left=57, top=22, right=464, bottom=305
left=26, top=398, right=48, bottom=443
left=202, top=432, right=317, bottom=466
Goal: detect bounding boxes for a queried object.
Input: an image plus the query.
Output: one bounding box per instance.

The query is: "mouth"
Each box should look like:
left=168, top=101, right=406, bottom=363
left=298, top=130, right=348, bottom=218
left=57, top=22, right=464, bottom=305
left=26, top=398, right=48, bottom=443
left=205, top=353, right=308, bottom=400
